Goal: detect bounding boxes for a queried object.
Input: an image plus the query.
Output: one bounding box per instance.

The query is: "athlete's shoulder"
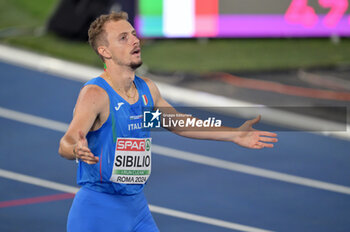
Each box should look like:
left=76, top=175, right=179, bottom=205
left=138, top=76, right=151, bottom=84
left=138, top=76, right=157, bottom=91
left=77, top=83, right=109, bottom=110
left=81, top=83, right=108, bottom=97
left=138, top=76, right=161, bottom=105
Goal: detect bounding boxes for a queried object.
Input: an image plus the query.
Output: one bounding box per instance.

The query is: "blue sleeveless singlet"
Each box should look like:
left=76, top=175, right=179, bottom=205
left=77, top=76, right=154, bottom=195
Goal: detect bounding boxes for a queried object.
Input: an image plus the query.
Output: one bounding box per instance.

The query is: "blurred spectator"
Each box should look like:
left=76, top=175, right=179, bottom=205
left=47, top=0, right=135, bottom=41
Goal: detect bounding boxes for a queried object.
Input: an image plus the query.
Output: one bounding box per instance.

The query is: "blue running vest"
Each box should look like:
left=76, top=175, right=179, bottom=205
left=77, top=76, right=154, bottom=195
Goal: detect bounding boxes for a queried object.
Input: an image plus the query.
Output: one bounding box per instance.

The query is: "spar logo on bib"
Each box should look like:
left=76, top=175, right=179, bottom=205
left=117, top=139, right=146, bottom=151
left=145, top=139, right=151, bottom=151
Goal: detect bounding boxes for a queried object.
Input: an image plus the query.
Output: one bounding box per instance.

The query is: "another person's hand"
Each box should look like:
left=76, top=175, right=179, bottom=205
left=74, top=131, right=99, bottom=164
left=233, top=115, right=278, bottom=149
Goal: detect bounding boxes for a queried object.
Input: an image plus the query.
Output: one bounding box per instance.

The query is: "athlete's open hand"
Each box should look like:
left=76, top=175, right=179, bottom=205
left=233, top=115, right=278, bottom=149
left=74, top=131, right=99, bottom=164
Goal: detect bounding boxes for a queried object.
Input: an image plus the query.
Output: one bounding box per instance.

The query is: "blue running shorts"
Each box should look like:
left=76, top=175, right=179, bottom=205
left=67, top=187, right=159, bottom=232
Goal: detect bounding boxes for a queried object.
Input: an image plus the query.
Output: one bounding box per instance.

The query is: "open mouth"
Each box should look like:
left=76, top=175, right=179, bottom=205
left=131, top=48, right=141, bottom=55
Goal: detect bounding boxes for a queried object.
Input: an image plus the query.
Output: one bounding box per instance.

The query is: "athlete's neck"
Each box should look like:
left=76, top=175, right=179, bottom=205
left=103, top=64, right=135, bottom=94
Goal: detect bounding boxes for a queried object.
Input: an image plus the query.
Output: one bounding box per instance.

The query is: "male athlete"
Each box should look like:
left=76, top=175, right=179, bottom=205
left=58, top=12, right=278, bottom=232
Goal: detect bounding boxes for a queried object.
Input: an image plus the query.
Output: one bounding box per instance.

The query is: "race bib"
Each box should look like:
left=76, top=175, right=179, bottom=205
left=110, top=138, right=151, bottom=184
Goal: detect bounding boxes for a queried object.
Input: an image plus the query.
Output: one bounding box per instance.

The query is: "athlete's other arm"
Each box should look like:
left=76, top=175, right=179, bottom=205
left=58, top=85, right=107, bottom=164
left=143, top=78, right=278, bottom=149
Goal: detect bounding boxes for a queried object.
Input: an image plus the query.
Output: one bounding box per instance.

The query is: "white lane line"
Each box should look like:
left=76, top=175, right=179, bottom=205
left=0, top=169, right=79, bottom=194
left=1, top=106, right=350, bottom=195
left=0, top=107, right=68, bottom=132
left=0, top=44, right=100, bottom=82
left=152, top=146, right=350, bottom=195
left=0, top=168, right=273, bottom=232
left=0, top=44, right=349, bottom=141
left=149, top=205, right=273, bottom=232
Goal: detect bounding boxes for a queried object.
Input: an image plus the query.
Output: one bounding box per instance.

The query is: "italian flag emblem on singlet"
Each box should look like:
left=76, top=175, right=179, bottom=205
left=142, top=95, right=148, bottom=105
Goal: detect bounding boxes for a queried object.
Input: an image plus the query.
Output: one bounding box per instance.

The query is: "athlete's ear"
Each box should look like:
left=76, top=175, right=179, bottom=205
left=98, top=46, right=112, bottom=60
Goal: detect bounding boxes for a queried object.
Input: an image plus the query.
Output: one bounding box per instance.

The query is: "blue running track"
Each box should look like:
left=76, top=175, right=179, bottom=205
left=0, top=61, right=350, bottom=232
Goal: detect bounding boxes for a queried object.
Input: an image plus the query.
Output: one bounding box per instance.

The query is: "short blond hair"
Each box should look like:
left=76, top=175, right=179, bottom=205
left=88, top=11, right=128, bottom=61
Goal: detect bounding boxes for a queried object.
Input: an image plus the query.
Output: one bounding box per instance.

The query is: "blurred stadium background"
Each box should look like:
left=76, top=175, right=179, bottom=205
left=0, top=0, right=350, bottom=231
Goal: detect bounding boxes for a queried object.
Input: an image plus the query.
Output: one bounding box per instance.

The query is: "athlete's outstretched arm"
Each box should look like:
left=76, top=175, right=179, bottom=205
left=58, top=85, right=107, bottom=163
left=143, top=78, right=278, bottom=149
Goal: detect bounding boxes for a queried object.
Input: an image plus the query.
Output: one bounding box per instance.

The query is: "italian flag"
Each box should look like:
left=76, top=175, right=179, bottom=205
left=142, top=94, right=148, bottom=105
left=139, top=0, right=218, bottom=37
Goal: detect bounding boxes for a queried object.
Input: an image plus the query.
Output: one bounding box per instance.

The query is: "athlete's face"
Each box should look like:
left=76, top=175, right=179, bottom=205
left=104, top=20, right=142, bottom=70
